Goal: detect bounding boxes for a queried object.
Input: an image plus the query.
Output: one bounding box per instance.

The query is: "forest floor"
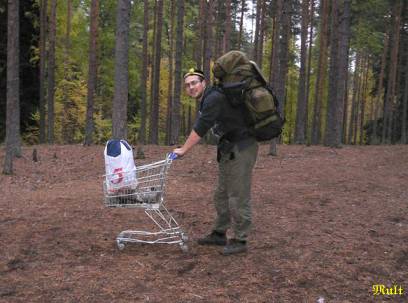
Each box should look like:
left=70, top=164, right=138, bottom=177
left=0, top=143, right=407, bottom=303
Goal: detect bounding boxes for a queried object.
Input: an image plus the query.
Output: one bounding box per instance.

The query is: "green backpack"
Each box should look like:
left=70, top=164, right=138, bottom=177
left=212, top=50, right=284, bottom=141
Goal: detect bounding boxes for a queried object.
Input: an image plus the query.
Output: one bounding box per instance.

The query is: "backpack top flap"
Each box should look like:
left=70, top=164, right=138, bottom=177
left=249, top=60, right=268, bottom=85
left=213, top=50, right=253, bottom=83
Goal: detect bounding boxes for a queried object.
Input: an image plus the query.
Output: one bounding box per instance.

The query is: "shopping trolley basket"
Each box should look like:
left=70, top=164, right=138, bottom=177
left=103, top=153, right=188, bottom=252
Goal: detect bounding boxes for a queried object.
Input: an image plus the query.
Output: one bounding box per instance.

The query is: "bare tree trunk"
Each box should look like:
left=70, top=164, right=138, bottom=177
left=112, top=0, right=131, bottom=139
left=383, top=0, right=402, bottom=144
left=39, top=0, right=47, bottom=143
left=324, top=0, right=351, bottom=147
left=268, top=0, right=282, bottom=156
left=352, top=56, right=363, bottom=145
left=165, top=0, right=175, bottom=145
left=198, top=0, right=206, bottom=70
left=270, top=0, right=282, bottom=85
left=237, top=0, right=246, bottom=50
left=139, top=0, right=149, bottom=146
left=342, top=65, right=350, bottom=143
left=193, top=1, right=202, bottom=68
left=253, top=0, right=262, bottom=63
left=348, top=52, right=360, bottom=144
left=214, top=0, right=224, bottom=59
left=268, top=15, right=277, bottom=83
left=258, top=0, right=266, bottom=67
left=311, top=0, right=329, bottom=145
left=223, top=0, right=231, bottom=53
left=149, top=0, right=164, bottom=144
left=359, top=55, right=369, bottom=144
left=372, top=32, right=389, bottom=144
left=47, top=0, right=57, bottom=143
left=62, top=0, right=74, bottom=144
left=3, top=0, right=20, bottom=174
left=269, top=0, right=291, bottom=156
left=294, top=0, right=310, bottom=144
left=401, top=48, right=408, bottom=144
left=203, top=0, right=215, bottom=81
left=149, top=0, right=158, bottom=135
left=84, top=0, right=99, bottom=146
left=170, top=0, right=184, bottom=145
left=305, top=0, right=314, bottom=144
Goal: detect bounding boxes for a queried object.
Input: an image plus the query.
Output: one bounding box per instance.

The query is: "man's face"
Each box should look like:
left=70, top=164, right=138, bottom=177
left=184, top=75, right=206, bottom=100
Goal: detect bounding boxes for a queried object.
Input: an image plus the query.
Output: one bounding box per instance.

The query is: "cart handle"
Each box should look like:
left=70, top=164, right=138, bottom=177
left=167, top=152, right=179, bottom=160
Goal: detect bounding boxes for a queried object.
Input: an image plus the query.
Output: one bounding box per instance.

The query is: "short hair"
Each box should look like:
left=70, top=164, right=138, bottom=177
left=183, top=68, right=205, bottom=80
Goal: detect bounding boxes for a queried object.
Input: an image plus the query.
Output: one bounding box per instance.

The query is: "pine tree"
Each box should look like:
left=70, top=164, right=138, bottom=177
left=112, top=0, right=131, bottom=139
left=39, top=0, right=47, bottom=143
left=149, top=0, right=164, bottom=144
left=84, top=0, right=99, bottom=146
left=3, top=0, right=20, bottom=174
left=171, top=0, right=185, bottom=145
left=47, top=0, right=57, bottom=143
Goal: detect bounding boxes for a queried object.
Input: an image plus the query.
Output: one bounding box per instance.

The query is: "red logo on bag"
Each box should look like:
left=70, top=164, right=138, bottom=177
left=111, top=168, right=124, bottom=184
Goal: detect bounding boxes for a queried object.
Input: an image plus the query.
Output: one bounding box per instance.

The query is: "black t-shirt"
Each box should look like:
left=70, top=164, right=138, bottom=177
left=193, top=86, right=256, bottom=150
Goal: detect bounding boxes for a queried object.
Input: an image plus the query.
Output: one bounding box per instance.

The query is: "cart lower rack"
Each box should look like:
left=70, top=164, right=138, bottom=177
left=103, top=153, right=188, bottom=252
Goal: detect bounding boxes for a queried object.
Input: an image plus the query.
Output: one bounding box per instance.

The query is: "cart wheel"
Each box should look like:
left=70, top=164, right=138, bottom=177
left=181, top=233, right=188, bottom=242
left=117, top=241, right=125, bottom=251
left=180, top=243, right=189, bottom=253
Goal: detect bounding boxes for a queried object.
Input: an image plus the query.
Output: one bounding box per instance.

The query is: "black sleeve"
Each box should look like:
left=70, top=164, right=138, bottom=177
left=193, top=91, right=224, bottom=137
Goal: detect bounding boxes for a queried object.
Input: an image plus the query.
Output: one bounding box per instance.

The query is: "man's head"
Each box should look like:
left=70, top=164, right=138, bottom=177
left=184, top=68, right=206, bottom=100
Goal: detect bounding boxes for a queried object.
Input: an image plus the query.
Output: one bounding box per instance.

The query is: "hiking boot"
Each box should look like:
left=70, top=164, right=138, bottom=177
left=222, top=239, right=247, bottom=255
left=197, top=231, right=227, bottom=246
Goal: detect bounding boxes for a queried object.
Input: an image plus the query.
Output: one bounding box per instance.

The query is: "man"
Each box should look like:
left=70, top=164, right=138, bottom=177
left=173, top=68, right=258, bottom=255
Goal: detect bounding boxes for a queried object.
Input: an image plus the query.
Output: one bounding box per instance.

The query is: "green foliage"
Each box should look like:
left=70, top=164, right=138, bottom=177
left=4, top=0, right=406, bottom=146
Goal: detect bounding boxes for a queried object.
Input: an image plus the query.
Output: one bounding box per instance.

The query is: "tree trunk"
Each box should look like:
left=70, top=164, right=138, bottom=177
left=270, top=0, right=282, bottom=86
left=62, top=0, right=74, bottom=144
left=269, top=0, right=291, bottom=156
left=257, top=0, right=266, bottom=67
left=382, top=0, right=402, bottom=144
left=3, top=0, right=20, bottom=174
left=223, top=0, right=231, bottom=53
left=214, top=1, right=224, bottom=59
left=359, top=56, right=369, bottom=144
left=39, top=0, right=47, bottom=143
left=237, top=0, right=245, bottom=50
left=401, top=48, right=408, bottom=144
left=268, top=0, right=282, bottom=156
left=294, top=0, right=310, bottom=144
left=268, top=14, right=278, bottom=83
left=170, top=0, right=184, bottom=145
left=342, top=64, right=350, bottom=144
left=47, top=0, right=57, bottom=143
left=311, top=0, right=329, bottom=145
left=203, top=0, right=215, bottom=81
left=253, top=0, right=262, bottom=63
left=304, top=0, right=314, bottom=144
left=165, top=0, right=175, bottom=145
left=353, top=56, right=364, bottom=145
left=112, top=0, right=131, bottom=139
left=149, top=0, right=164, bottom=144
left=198, top=0, right=206, bottom=70
left=372, top=32, right=389, bottom=144
left=139, top=0, right=149, bottom=145
left=84, top=0, right=99, bottom=146
left=348, top=52, right=361, bottom=144
left=324, top=0, right=351, bottom=147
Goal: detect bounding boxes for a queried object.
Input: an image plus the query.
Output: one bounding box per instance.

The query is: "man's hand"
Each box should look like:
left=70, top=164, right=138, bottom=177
left=172, top=130, right=202, bottom=157
left=173, top=147, right=186, bottom=157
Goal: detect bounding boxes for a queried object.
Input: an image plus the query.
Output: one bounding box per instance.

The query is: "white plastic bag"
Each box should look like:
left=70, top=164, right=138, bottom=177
left=104, top=139, right=138, bottom=193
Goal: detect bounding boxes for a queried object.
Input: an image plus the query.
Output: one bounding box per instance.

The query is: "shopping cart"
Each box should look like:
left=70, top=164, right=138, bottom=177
left=103, top=153, right=188, bottom=252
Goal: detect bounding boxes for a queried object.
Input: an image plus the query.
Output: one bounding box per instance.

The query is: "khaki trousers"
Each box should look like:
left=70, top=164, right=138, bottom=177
left=213, top=141, right=258, bottom=241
